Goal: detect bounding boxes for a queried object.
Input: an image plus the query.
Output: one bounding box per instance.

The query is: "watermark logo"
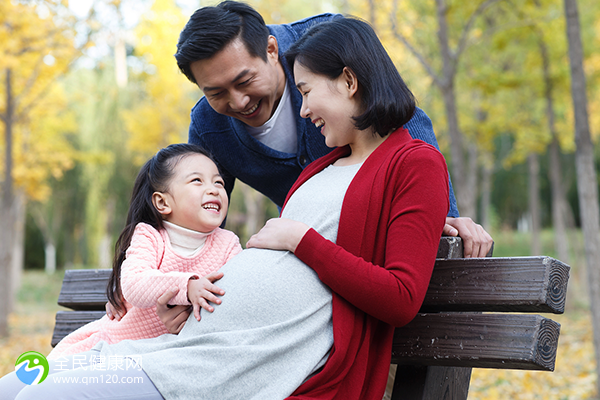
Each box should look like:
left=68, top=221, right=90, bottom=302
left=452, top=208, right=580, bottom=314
left=15, top=351, right=49, bottom=385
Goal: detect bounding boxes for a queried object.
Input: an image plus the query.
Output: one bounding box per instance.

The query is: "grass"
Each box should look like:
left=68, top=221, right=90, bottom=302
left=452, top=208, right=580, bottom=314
left=0, top=229, right=597, bottom=398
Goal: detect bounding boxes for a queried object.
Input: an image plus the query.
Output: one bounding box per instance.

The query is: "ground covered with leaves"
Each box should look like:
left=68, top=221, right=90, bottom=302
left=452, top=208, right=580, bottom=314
left=0, top=270, right=597, bottom=398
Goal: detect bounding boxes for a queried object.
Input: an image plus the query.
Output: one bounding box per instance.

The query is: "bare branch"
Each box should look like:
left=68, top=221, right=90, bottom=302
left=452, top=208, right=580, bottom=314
left=391, top=0, right=444, bottom=87
left=454, top=0, right=501, bottom=62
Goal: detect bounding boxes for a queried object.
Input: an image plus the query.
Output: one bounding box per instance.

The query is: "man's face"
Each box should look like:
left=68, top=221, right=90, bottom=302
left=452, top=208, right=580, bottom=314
left=190, top=36, right=286, bottom=128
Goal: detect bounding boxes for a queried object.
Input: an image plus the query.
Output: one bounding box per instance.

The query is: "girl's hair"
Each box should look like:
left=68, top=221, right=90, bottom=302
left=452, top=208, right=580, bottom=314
left=285, top=17, right=416, bottom=137
left=107, top=143, right=216, bottom=311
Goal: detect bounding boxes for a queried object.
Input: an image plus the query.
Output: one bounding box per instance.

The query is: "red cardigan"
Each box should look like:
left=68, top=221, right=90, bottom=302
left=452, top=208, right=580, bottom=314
left=285, top=127, right=449, bottom=400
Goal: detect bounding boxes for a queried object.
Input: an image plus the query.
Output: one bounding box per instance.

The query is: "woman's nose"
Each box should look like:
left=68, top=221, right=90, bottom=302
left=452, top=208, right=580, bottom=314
left=300, top=101, right=310, bottom=119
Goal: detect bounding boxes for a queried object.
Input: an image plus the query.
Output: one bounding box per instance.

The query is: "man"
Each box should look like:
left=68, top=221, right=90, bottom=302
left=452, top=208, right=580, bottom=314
left=174, top=1, right=492, bottom=256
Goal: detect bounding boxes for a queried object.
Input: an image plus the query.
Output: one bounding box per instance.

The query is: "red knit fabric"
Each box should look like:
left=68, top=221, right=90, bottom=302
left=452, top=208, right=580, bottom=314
left=286, top=128, right=449, bottom=399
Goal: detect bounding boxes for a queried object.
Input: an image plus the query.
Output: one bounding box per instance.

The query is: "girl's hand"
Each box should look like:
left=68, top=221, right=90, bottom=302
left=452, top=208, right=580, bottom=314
left=105, top=301, right=126, bottom=321
left=187, top=271, right=225, bottom=321
left=246, top=218, right=310, bottom=252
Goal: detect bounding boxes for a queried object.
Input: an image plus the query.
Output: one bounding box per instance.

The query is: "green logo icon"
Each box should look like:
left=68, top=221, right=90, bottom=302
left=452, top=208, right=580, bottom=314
left=15, top=351, right=49, bottom=385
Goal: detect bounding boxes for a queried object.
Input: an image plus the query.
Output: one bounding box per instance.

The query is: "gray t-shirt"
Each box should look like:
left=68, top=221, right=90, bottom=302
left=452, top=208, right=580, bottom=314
left=95, top=162, right=362, bottom=400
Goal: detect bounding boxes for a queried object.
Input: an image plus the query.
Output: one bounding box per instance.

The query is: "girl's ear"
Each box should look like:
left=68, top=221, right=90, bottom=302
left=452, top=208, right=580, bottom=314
left=152, top=192, right=171, bottom=216
left=342, top=66, right=359, bottom=98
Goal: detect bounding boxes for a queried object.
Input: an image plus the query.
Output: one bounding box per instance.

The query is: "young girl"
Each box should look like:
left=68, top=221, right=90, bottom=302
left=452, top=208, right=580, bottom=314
left=48, top=143, right=242, bottom=359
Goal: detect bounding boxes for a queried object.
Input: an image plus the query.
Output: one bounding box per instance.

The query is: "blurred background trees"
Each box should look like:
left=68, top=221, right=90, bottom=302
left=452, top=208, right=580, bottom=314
left=1, top=0, right=600, bottom=384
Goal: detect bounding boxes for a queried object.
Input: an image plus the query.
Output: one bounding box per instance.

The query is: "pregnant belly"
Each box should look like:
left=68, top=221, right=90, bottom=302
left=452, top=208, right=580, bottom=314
left=180, top=248, right=332, bottom=334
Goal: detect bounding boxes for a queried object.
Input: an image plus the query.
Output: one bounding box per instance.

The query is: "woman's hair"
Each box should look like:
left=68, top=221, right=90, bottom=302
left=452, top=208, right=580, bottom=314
left=285, top=17, right=416, bottom=137
left=107, top=143, right=216, bottom=311
left=175, top=1, right=270, bottom=84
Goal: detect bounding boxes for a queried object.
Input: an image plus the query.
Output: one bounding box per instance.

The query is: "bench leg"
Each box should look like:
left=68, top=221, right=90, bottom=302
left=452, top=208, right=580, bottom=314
left=390, top=365, right=472, bottom=400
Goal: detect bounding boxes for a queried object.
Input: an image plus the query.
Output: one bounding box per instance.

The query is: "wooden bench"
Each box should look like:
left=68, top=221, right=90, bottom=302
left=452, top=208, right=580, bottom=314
left=51, top=237, right=570, bottom=400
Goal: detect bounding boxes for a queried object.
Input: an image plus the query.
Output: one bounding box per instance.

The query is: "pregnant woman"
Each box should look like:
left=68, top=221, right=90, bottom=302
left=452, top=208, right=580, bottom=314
left=0, top=17, right=449, bottom=400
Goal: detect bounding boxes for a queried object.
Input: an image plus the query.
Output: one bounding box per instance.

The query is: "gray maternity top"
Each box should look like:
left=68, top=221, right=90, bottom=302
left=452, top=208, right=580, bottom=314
left=95, top=162, right=362, bottom=400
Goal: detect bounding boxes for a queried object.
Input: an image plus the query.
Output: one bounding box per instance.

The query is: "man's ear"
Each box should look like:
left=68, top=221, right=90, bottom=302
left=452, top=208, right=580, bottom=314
left=342, top=67, right=359, bottom=98
left=266, top=35, right=279, bottom=63
left=152, top=192, right=171, bottom=216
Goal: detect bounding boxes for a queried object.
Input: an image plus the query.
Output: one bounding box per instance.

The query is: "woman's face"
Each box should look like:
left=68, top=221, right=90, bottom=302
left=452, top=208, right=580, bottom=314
left=293, top=62, right=361, bottom=149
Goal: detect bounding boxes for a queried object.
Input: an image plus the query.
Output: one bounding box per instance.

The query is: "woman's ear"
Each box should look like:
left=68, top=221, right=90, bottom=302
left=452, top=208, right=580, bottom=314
left=342, top=67, right=359, bottom=97
left=152, top=192, right=171, bottom=216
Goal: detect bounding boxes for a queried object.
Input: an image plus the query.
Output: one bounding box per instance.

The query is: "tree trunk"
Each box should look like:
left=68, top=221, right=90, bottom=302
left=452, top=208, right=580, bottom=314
left=539, top=34, right=570, bottom=263
left=548, top=138, right=570, bottom=262
left=528, top=153, right=541, bottom=256
left=10, top=191, right=25, bottom=312
left=436, top=0, right=470, bottom=215
left=0, top=68, right=15, bottom=337
left=45, top=243, right=57, bottom=274
left=564, top=0, right=600, bottom=395
left=480, top=154, right=493, bottom=230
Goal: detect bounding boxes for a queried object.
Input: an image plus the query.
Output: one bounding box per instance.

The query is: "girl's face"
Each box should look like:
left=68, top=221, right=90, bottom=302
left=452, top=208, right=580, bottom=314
left=294, top=62, right=361, bottom=149
left=155, top=153, right=228, bottom=233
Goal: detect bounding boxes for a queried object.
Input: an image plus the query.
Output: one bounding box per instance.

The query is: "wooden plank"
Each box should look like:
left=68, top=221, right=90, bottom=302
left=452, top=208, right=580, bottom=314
left=392, top=366, right=471, bottom=400
left=57, top=269, right=111, bottom=310
left=436, top=236, right=463, bottom=259
left=51, top=310, right=105, bottom=347
left=392, top=313, right=561, bottom=371
left=421, top=256, right=570, bottom=314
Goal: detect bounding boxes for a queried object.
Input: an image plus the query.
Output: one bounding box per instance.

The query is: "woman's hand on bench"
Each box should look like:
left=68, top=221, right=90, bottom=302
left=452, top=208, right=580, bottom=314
left=156, top=288, right=193, bottom=334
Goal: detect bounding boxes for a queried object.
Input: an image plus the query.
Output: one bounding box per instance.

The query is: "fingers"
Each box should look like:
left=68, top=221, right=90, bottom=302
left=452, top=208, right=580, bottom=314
left=446, top=217, right=494, bottom=258
left=442, top=223, right=459, bottom=237
left=169, top=306, right=192, bottom=334
left=204, top=271, right=225, bottom=284
left=105, top=302, right=114, bottom=320
left=157, top=287, right=179, bottom=307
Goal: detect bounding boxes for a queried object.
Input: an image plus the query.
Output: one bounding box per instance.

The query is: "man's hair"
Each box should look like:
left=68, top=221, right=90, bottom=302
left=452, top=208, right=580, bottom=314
left=175, top=1, right=270, bottom=84
left=285, top=17, right=416, bottom=137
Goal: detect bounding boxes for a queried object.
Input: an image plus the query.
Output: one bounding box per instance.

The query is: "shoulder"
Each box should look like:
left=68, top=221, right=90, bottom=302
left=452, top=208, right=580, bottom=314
left=132, top=223, right=167, bottom=242
left=268, top=13, right=342, bottom=51
left=190, top=98, right=232, bottom=133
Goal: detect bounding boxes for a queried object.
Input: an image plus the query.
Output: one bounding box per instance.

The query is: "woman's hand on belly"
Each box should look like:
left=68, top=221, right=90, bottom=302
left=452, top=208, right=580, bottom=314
left=156, top=287, right=192, bottom=334
left=246, top=218, right=310, bottom=253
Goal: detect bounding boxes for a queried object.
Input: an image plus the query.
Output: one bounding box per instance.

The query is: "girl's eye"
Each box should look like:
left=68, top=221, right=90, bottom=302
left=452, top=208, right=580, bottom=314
left=192, top=178, right=202, bottom=183
left=215, top=180, right=224, bottom=187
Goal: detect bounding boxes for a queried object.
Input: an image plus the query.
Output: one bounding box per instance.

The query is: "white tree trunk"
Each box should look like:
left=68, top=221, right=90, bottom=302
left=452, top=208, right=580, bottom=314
left=45, top=243, right=57, bottom=275
left=528, top=153, right=541, bottom=256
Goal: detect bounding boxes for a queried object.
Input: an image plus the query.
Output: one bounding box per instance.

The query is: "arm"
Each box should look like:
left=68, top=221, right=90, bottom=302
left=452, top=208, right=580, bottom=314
left=406, top=108, right=494, bottom=257
left=120, top=224, right=200, bottom=308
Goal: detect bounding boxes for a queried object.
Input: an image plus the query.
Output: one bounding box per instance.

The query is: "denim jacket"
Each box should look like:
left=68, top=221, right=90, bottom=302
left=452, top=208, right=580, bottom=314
left=187, top=13, right=459, bottom=216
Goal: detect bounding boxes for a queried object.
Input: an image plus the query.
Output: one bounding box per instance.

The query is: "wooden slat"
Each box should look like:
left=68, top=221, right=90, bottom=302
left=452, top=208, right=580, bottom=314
left=392, top=313, right=561, bottom=371
left=51, top=310, right=105, bottom=347
left=421, top=256, right=570, bottom=314
left=57, top=269, right=111, bottom=310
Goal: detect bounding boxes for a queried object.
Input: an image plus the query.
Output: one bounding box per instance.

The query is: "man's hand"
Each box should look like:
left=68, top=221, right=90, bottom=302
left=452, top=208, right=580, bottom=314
left=105, top=301, right=126, bottom=321
left=444, top=217, right=493, bottom=258
left=156, top=288, right=192, bottom=334
left=187, top=271, right=225, bottom=322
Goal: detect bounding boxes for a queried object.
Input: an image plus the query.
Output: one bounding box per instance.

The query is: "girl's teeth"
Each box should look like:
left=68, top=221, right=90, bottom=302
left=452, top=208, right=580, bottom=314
left=315, top=119, right=324, bottom=128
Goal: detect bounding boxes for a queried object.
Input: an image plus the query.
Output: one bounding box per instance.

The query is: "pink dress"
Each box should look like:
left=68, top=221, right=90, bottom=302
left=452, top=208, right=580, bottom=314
left=48, top=223, right=242, bottom=359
